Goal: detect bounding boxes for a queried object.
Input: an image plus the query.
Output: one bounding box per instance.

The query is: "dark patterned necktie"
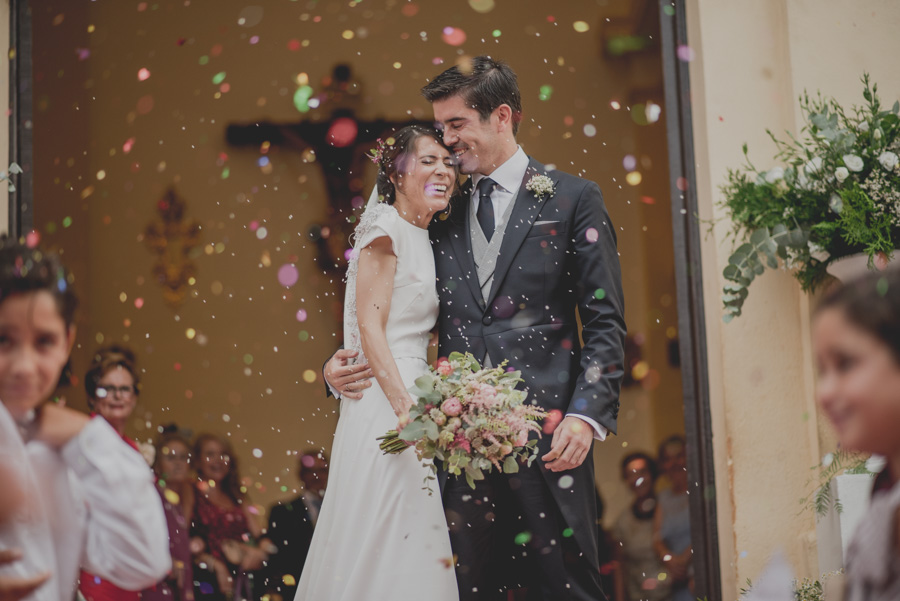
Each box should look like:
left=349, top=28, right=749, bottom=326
left=476, top=177, right=497, bottom=242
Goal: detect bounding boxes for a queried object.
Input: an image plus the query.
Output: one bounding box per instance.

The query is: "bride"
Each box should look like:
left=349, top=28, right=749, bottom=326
left=294, top=126, right=460, bottom=600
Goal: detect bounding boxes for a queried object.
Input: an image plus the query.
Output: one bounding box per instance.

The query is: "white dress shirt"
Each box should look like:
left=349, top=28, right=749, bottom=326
left=0, top=404, right=171, bottom=601
left=472, top=147, right=608, bottom=442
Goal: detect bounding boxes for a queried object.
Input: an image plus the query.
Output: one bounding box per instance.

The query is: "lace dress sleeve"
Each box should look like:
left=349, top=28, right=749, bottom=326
left=343, top=203, right=401, bottom=364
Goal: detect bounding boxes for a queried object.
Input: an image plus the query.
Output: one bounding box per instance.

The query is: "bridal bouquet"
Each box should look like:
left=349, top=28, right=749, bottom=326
left=377, top=352, right=547, bottom=491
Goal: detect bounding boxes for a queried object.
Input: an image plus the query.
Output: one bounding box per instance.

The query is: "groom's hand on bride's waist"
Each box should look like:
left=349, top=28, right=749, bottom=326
left=324, top=349, right=373, bottom=400
left=542, top=416, right=594, bottom=472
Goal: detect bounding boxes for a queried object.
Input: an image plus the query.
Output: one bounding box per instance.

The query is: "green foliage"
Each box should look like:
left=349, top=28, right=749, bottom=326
left=716, top=74, right=900, bottom=320
left=798, top=449, right=873, bottom=518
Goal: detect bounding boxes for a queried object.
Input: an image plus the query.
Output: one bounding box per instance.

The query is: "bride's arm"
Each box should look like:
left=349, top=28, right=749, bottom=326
left=356, top=236, right=414, bottom=417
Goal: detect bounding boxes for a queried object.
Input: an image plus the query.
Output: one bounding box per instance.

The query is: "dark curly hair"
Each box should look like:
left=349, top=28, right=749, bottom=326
left=375, top=125, right=458, bottom=205
left=0, top=237, right=78, bottom=326
left=816, top=267, right=900, bottom=364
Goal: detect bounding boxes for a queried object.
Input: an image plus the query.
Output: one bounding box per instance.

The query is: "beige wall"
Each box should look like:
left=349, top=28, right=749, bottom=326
left=1, top=0, right=9, bottom=234
left=687, top=0, right=900, bottom=597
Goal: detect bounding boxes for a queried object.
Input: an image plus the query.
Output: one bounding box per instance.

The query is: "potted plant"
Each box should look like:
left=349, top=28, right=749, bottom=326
left=715, top=75, right=900, bottom=321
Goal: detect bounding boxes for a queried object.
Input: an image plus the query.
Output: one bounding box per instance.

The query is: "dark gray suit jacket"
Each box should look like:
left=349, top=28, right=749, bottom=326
left=430, top=156, right=626, bottom=563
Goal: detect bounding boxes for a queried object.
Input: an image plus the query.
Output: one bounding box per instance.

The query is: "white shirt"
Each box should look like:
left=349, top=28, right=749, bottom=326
left=470, top=146, right=530, bottom=231
left=0, top=404, right=171, bottom=601
left=473, top=147, right=608, bottom=442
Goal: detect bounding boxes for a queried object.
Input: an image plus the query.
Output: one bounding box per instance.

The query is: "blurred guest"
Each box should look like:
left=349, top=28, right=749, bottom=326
left=191, top=433, right=271, bottom=601
left=83, top=345, right=144, bottom=452
left=813, top=268, right=900, bottom=601
left=612, top=452, right=670, bottom=601
left=79, top=345, right=150, bottom=601
left=264, top=451, right=329, bottom=600
left=0, top=240, right=169, bottom=601
left=142, top=430, right=196, bottom=601
left=653, top=436, right=692, bottom=601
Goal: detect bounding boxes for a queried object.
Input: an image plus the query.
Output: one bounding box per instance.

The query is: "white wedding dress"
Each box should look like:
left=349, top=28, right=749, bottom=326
left=294, top=202, right=459, bottom=601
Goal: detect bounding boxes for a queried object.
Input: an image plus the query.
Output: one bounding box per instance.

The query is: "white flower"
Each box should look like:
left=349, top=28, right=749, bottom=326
left=858, top=121, right=870, bottom=132
left=878, top=151, right=899, bottom=171
left=874, top=128, right=883, bottom=140
left=525, top=174, right=555, bottom=200
left=808, top=241, right=830, bottom=262
left=834, top=167, right=850, bottom=183
left=764, top=167, right=784, bottom=184
left=797, top=170, right=810, bottom=190
left=843, top=154, right=864, bottom=172
left=804, top=157, right=823, bottom=175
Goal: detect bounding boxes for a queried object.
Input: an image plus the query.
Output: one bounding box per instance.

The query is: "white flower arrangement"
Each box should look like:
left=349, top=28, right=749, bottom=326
left=525, top=174, right=555, bottom=200
left=843, top=154, right=864, bottom=172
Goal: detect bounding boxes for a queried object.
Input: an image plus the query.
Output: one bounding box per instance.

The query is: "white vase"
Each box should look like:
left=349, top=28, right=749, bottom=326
left=815, top=473, right=873, bottom=573
left=826, top=251, right=897, bottom=282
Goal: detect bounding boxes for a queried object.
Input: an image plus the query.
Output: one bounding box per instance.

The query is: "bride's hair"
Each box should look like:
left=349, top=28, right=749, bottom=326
left=376, top=125, right=457, bottom=205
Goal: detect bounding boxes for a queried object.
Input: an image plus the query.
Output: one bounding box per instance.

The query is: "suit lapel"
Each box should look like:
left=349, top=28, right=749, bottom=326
left=446, top=179, right=485, bottom=307
left=486, top=158, right=554, bottom=306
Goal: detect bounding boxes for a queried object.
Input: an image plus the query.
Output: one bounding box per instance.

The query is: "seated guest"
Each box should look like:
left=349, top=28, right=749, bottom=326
left=264, top=450, right=329, bottom=600
left=79, top=345, right=150, bottom=601
left=191, top=433, right=271, bottom=601
left=143, top=429, right=195, bottom=601
left=612, top=452, right=670, bottom=601
left=0, top=240, right=169, bottom=601
left=654, top=436, right=692, bottom=601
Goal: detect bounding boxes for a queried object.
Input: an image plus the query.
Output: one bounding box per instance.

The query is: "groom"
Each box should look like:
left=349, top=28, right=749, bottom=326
left=325, top=56, right=625, bottom=600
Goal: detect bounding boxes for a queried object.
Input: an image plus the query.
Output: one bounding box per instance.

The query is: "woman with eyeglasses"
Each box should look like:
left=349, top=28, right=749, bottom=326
left=191, top=433, right=272, bottom=601
left=79, top=345, right=153, bottom=601
left=84, top=345, right=142, bottom=451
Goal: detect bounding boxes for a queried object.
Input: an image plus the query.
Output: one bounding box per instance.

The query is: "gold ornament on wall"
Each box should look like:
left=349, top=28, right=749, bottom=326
left=143, top=187, right=202, bottom=307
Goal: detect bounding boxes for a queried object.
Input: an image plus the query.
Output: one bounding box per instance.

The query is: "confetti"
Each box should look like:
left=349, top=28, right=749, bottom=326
left=585, top=228, right=599, bottom=243
left=468, top=0, right=495, bottom=13
left=572, top=21, right=590, bottom=33
left=539, top=85, right=553, bottom=101
left=237, top=6, right=264, bottom=27
left=296, top=309, right=308, bottom=322
left=557, top=475, right=574, bottom=489
left=137, top=68, right=151, bottom=81
left=441, top=27, right=466, bottom=46
left=514, top=531, right=532, bottom=545
left=583, top=124, right=596, bottom=137
left=278, top=264, right=299, bottom=287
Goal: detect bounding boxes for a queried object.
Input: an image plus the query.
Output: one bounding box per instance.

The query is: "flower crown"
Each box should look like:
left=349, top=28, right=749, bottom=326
left=366, top=138, right=390, bottom=168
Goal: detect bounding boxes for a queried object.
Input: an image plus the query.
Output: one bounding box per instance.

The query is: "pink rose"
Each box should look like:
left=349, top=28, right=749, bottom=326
left=452, top=431, right=471, bottom=453
left=436, top=359, right=453, bottom=376
left=441, top=397, right=463, bottom=417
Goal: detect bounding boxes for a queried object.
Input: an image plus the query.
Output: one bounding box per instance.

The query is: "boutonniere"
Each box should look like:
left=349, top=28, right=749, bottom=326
left=525, top=174, right=555, bottom=200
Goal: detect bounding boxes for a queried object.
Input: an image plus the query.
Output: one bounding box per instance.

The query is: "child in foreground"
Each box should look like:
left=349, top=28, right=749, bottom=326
left=0, top=239, right=170, bottom=601
left=813, top=267, right=900, bottom=601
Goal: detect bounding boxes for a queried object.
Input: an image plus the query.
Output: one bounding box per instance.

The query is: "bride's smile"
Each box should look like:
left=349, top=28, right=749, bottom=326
left=391, top=135, right=458, bottom=228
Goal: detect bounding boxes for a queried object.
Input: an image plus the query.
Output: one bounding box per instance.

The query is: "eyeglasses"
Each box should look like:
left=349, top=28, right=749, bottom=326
left=95, top=385, right=136, bottom=399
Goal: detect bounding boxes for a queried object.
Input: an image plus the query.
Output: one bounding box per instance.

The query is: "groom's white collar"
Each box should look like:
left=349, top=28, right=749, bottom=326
left=470, top=146, right=529, bottom=195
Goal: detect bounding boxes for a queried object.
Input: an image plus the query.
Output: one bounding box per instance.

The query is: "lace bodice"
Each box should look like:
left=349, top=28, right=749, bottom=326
left=343, top=203, right=438, bottom=365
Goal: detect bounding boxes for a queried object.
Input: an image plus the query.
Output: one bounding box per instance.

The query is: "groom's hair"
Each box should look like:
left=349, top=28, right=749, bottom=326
left=421, top=56, right=523, bottom=136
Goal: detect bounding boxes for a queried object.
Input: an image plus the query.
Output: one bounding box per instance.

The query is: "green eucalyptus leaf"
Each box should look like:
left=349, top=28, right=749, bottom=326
left=399, top=420, right=426, bottom=441
left=503, top=456, right=519, bottom=473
